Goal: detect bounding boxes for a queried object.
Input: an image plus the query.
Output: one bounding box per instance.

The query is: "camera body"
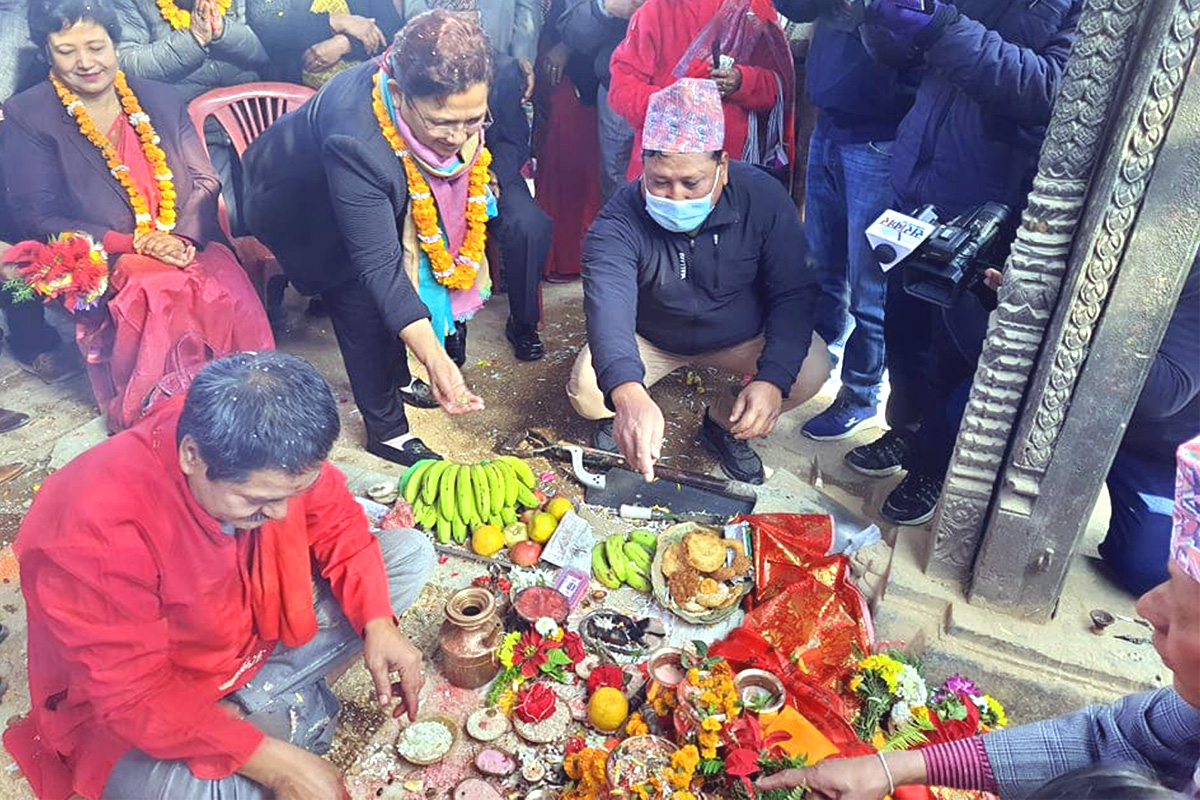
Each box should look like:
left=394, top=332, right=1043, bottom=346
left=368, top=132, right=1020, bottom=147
left=870, top=202, right=1012, bottom=308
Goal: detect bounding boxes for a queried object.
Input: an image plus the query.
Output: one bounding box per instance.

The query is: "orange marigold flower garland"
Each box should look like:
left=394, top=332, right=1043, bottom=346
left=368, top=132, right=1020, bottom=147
left=156, top=0, right=232, bottom=29
left=51, top=71, right=176, bottom=236
left=371, top=81, right=491, bottom=291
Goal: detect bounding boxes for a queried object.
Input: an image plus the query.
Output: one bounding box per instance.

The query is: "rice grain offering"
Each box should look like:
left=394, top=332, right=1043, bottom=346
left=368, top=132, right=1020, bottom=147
left=397, top=718, right=455, bottom=765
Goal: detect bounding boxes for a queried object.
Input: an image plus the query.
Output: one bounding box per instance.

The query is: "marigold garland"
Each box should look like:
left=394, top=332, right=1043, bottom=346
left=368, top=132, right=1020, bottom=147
left=156, top=0, right=232, bottom=30
left=51, top=71, right=176, bottom=236
left=371, top=80, right=490, bottom=291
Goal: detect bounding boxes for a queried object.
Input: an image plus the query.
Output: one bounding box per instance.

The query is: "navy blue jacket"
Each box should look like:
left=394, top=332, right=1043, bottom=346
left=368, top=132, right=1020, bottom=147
left=887, top=0, right=1081, bottom=215
left=775, top=0, right=911, bottom=143
left=582, top=161, right=817, bottom=401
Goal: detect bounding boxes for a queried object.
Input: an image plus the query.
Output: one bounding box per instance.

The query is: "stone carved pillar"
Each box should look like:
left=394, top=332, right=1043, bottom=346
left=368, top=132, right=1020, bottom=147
left=926, top=0, right=1200, bottom=618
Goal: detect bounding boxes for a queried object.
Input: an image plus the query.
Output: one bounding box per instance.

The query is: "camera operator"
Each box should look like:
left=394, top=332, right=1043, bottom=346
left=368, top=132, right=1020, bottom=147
left=844, top=0, right=1082, bottom=525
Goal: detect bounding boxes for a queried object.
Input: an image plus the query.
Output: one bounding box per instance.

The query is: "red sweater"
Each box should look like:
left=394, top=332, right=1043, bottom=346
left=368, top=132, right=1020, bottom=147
left=608, top=0, right=784, bottom=179
left=5, top=398, right=394, bottom=800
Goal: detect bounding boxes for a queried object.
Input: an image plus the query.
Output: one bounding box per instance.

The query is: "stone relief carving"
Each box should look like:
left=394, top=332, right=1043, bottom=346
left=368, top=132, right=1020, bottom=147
left=926, top=0, right=1200, bottom=579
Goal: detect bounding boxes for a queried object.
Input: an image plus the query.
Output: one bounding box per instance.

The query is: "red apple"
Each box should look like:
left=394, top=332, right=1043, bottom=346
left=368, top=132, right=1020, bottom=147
left=532, top=489, right=548, bottom=506
left=509, top=541, right=542, bottom=566
left=519, top=509, right=536, bottom=526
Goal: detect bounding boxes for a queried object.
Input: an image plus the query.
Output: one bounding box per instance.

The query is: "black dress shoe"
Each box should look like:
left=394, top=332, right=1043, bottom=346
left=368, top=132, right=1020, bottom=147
left=697, top=410, right=765, bottom=485
left=397, top=378, right=439, bottom=409
left=591, top=419, right=618, bottom=453
left=506, top=320, right=544, bottom=362
left=0, top=409, right=30, bottom=435
left=444, top=321, right=468, bottom=367
left=366, top=437, right=443, bottom=466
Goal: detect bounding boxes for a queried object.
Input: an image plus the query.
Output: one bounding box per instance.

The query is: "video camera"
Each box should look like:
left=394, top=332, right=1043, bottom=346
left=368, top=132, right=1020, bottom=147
left=866, top=202, right=1012, bottom=308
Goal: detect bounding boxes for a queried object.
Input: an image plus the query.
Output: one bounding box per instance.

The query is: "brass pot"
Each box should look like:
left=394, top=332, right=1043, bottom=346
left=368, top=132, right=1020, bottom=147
left=438, top=587, right=503, bottom=689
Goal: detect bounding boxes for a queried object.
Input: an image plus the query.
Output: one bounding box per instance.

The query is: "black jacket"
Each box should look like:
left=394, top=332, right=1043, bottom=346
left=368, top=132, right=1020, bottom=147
left=241, top=61, right=429, bottom=335
left=558, top=0, right=627, bottom=87
left=582, top=161, right=816, bottom=401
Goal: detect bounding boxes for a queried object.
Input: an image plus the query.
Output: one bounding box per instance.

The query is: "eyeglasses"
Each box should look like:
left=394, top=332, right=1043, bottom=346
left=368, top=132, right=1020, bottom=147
left=405, top=98, right=493, bottom=137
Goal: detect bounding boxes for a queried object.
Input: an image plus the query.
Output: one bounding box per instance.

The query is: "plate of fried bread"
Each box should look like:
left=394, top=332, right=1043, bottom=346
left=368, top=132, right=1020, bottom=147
left=651, top=522, right=752, bottom=624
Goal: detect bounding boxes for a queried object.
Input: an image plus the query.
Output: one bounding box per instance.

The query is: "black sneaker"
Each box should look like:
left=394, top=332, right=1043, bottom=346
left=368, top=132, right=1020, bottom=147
left=845, top=430, right=910, bottom=478
left=881, top=472, right=943, bottom=526
left=591, top=419, right=618, bottom=453
left=366, top=437, right=443, bottom=467
left=506, top=320, right=544, bottom=361
left=697, top=411, right=765, bottom=485
left=444, top=321, right=468, bottom=367
left=397, top=377, right=439, bottom=409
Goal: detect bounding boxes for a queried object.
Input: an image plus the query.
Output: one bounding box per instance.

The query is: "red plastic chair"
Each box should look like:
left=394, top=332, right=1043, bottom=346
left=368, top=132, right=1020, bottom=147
left=188, top=83, right=315, bottom=308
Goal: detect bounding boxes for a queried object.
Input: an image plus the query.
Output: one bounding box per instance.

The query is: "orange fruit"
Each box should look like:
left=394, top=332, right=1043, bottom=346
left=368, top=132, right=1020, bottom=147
left=588, top=687, right=628, bottom=733
left=471, top=524, right=505, bottom=557
left=528, top=511, right=558, bottom=544
left=545, top=496, right=574, bottom=521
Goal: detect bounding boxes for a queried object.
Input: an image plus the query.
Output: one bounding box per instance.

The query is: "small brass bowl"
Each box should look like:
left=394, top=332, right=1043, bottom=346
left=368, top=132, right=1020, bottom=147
left=735, top=668, right=786, bottom=715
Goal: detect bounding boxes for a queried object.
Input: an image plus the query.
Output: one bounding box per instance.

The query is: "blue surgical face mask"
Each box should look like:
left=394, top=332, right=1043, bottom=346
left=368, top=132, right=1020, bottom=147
left=643, top=165, right=722, bottom=233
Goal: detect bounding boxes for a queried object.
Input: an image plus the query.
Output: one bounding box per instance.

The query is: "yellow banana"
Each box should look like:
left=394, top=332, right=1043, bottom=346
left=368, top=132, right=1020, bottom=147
left=591, top=543, right=622, bottom=589
left=439, top=464, right=459, bottom=521
left=403, top=459, right=436, bottom=505
left=421, top=460, right=449, bottom=506
left=484, top=462, right=505, bottom=516
left=473, top=464, right=490, bottom=520
left=435, top=514, right=452, bottom=543
left=457, top=465, right=476, bottom=524
left=498, top=455, right=536, bottom=488
left=515, top=483, right=539, bottom=509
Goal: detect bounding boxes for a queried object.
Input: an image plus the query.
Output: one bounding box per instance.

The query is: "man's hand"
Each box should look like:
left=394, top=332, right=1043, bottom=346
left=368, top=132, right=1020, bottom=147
left=189, top=0, right=214, bottom=47
left=328, top=12, right=386, bottom=54
left=709, top=65, right=743, bottom=98
left=487, top=169, right=502, bottom=202
left=603, top=0, right=645, bottom=18
left=134, top=231, right=194, bottom=268
left=426, top=354, right=485, bottom=415
left=541, top=43, right=570, bottom=87
left=363, top=618, right=425, bottom=720
left=303, top=36, right=352, bottom=72
left=983, top=268, right=1003, bottom=291
left=611, top=382, right=664, bottom=482
left=240, top=737, right=349, bottom=800
left=757, top=752, right=926, bottom=800
left=518, top=58, right=535, bottom=102
left=728, top=380, right=782, bottom=440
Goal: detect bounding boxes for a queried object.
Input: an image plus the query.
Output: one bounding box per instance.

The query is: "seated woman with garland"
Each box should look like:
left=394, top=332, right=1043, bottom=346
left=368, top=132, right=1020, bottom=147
left=2, top=0, right=274, bottom=432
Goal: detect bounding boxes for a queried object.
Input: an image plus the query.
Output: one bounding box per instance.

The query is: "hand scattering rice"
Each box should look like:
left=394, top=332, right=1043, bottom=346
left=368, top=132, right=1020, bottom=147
left=397, top=720, right=453, bottom=763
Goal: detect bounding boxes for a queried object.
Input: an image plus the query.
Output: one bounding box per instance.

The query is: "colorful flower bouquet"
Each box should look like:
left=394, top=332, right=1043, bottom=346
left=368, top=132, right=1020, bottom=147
left=2, top=232, right=109, bottom=311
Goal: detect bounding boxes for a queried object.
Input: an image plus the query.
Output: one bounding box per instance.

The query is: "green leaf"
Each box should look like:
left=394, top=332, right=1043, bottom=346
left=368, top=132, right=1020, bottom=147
left=544, top=649, right=573, bottom=667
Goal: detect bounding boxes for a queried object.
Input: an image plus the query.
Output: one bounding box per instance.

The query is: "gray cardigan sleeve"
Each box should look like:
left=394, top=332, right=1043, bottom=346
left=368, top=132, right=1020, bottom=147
left=982, top=689, right=1200, bottom=797
left=114, top=0, right=209, bottom=81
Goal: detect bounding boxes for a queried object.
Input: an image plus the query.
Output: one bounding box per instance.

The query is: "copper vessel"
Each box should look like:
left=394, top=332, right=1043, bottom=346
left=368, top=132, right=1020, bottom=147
left=438, top=587, right=503, bottom=689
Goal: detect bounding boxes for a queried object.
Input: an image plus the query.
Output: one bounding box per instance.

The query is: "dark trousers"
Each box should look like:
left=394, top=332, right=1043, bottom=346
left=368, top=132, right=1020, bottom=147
left=1099, top=447, right=1174, bottom=595
left=491, top=175, right=550, bottom=329
left=883, top=267, right=991, bottom=479
left=0, top=286, right=60, bottom=364
left=322, top=277, right=413, bottom=444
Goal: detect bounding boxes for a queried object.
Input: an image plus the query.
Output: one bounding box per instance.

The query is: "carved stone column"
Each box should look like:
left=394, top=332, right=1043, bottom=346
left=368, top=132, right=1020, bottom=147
left=926, top=0, right=1200, bottom=618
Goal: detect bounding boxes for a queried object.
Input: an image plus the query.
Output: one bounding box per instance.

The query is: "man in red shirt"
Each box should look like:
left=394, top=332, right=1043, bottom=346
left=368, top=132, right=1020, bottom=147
left=5, top=352, right=435, bottom=800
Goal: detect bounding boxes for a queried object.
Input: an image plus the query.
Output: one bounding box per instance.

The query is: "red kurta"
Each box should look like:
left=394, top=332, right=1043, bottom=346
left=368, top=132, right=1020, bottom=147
left=608, top=0, right=786, bottom=179
left=4, top=398, right=395, bottom=800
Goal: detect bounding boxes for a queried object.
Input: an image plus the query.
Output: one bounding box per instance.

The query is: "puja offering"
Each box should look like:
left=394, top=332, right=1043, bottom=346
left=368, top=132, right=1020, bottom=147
left=473, top=747, right=517, bottom=776
left=735, top=668, right=786, bottom=715
left=648, top=646, right=686, bottom=689
left=465, top=707, right=510, bottom=742
left=604, top=735, right=678, bottom=794
left=651, top=523, right=751, bottom=623
left=396, top=717, right=456, bottom=765
left=513, top=689, right=572, bottom=743
left=512, top=585, right=571, bottom=628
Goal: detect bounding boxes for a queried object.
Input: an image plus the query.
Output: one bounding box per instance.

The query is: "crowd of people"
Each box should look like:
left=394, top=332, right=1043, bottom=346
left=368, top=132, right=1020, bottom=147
left=0, top=0, right=1197, bottom=796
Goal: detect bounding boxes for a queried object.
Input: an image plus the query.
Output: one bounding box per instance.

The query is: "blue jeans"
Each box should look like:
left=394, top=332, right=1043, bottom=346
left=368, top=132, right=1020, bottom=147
left=1099, top=448, right=1174, bottom=596
left=804, top=119, right=895, bottom=407
left=101, top=529, right=436, bottom=800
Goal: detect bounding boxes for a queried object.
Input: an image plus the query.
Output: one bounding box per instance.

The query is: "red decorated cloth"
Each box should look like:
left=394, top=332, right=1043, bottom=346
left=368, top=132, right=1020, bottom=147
left=4, top=398, right=394, bottom=800
left=74, top=114, right=274, bottom=432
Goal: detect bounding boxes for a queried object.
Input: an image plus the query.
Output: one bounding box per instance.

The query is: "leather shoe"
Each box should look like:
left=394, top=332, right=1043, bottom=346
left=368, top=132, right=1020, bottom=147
left=398, top=378, right=439, bottom=409
left=506, top=320, right=544, bottom=362
left=20, top=347, right=82, bottom=385
left=0, top=462, right=26, bottom=487
left=366, top=437, right=443, bottom=467
left=697, top=410, right=764, bottom=485
left=0, top=409, right=30, bottom=434
left=591, top=419, right=618, bottom=453
left=444, top=322, right=468, bottom=367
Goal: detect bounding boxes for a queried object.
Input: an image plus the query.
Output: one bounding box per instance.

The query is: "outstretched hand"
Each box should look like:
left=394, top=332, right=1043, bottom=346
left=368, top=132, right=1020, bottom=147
left=611, top=382, right=664, bottom=482
left=362, top=618, right=424, bottom=720
left=728, top=380, right=782, bottom=440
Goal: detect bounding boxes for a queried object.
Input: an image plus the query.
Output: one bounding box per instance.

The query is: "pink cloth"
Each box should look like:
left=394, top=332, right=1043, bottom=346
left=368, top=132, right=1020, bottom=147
left=921, top=737, right=999, bottom=793
left=643, top=78, right=726, bottom=153
left=74, top=115, right=274, bottom=432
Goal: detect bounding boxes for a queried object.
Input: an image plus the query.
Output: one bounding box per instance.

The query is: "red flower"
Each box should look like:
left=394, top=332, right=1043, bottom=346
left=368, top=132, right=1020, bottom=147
left=562, top=630, right=585, bottom=663
left=514, top=683, right=558, bottom=723
left=565, top=736, right=585, bottom=756
left=512, top=630, right=552, bottom=678
left=927, top=691, right=982, bottom=745
left=587, top=664, right=625, bottom=696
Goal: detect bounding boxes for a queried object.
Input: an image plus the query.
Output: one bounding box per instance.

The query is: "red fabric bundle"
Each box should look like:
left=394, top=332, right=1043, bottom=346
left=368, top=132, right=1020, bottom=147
left=239, top=513, right=319, bottom=648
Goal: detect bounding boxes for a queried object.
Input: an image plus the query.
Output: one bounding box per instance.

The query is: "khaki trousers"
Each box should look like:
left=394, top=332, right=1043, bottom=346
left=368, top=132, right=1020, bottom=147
left=568, top=334, right=831, bottom=428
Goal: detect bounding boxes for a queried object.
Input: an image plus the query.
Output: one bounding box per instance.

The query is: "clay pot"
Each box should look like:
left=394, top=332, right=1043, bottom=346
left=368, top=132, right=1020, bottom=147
left=438, top=587, right=503, bottom=689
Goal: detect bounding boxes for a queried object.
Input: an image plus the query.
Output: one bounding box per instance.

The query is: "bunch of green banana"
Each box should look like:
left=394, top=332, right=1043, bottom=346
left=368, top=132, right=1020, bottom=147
left=399, top=456, right=538, bottom=544
left=591, top=529, right=657, bottom=592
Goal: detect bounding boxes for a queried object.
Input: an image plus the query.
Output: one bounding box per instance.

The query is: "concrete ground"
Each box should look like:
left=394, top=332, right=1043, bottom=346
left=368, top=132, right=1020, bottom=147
left=0, top=279, right=1162, bottom=799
